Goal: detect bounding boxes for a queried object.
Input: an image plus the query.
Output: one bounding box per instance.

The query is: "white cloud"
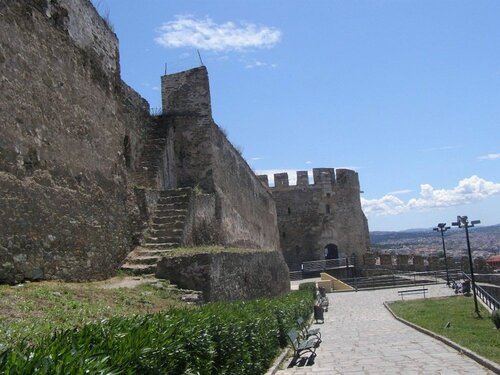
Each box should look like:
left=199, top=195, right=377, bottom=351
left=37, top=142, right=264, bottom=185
left=245, top=60, right=278, bottom=69
left=305, top=161, right=312, bottom=165
left=155, top=15, right=282, bottom=51
left=251, top=157, right=264, bottom=161
left=387, top=189, right=412, bottom=195
left=362, top=175, right=500, bottom=216
left=478, top=153, right=500, bottom=161
left=361, top=195, right=407, bottom=216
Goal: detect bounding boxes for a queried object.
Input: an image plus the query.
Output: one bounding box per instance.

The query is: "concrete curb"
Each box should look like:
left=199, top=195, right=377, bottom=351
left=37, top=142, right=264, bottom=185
left=384, top=301, right=500, bottom=375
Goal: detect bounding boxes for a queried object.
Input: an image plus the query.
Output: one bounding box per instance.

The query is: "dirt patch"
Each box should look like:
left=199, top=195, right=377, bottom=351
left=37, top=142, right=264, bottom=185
left=95, top=275, right=160, bottom=289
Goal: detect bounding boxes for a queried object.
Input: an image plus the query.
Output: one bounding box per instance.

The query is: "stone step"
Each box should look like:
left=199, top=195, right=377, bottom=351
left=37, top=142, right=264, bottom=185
left=145, top=137, right=167, bottom=142
left=134, top=248, right=175, bottom=257
left=150, top=220, right=185, bottom=230
left=126, top=255, right=163, bottom=265
left=153, top=209, right=187, bottom=218
left=148, top=228, right=184, bottom=237
left=152, top=216, right=187, bottom=225
left=144, top=236, right=181, bottom=244
left=142, top=242, right=180, bottom=249
left=159, top=187, right=192, bottom=197
left=157, top=195, right=190, bottom=204
left=120, top=263, right=157, bottom=275
left=155, top=203, right=188, bottom=211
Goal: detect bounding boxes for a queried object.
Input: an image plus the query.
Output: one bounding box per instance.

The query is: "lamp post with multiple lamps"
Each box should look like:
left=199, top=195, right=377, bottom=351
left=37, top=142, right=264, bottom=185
left=452, top=216, right=481, bottom=318
left=433, top=223, right=450, bottom=286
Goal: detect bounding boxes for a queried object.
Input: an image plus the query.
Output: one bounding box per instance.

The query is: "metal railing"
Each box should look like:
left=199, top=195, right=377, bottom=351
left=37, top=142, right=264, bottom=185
left=301, top=257, right=355, bottom=273
left=341, top=269, right=462, bottom=291
left=461, top=272, right=500, bottom=311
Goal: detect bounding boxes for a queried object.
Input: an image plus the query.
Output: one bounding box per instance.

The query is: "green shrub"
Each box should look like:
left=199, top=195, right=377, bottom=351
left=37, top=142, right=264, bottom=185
left=299, top=282, right=317, bottom=299
left=0, top=289, right=315, bottom=374
left=492, top=309, right=500, bottom=329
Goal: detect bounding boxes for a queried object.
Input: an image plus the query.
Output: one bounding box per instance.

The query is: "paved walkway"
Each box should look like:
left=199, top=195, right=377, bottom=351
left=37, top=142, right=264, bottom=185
left=275, top=284, right=494, bottom=375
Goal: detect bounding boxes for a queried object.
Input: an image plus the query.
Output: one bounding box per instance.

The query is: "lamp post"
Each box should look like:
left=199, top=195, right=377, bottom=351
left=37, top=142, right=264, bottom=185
left=452, top=216, right=481, bottom=318
left=433, top=223, right=450, bottom=286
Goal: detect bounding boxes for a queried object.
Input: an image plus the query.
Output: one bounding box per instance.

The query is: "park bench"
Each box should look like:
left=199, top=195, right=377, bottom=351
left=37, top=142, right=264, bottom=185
left=297, top=317, right=321, bottom=342
left=287, top=329, right=319, bottom=362
left=397, top=287, right=428, bottom=300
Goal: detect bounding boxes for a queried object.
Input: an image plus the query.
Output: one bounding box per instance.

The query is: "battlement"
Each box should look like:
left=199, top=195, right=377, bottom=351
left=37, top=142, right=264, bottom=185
left=161, top=67, right=212, bottom=117
left=258, top=168, right=360, bottom=190
left=313, top=168, right=335, bottom=185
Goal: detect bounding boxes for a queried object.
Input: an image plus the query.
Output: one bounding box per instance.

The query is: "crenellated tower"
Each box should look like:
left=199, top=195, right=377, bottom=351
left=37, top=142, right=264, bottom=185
left=258, top=168, right=370, bottom=271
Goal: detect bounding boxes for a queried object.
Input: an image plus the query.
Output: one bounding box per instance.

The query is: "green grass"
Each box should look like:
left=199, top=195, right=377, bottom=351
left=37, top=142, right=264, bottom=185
left=0, top=279, right=187, bottom=348
left=165, top=245, right=274, bottom=257
left=389, top=296, right=500, bottom=363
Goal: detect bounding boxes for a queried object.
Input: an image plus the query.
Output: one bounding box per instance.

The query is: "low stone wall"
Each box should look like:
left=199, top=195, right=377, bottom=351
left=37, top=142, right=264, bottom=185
left=182, top=193, right=218, bottom=246
left=156, top=249, right=290, bottom=302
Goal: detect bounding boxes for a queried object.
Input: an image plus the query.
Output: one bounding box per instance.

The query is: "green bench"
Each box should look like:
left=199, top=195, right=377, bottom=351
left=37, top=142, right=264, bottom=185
left=287, top=329, right=319, bottom=362
left=297, top=317, right=321, bottom=342
left=398, top=287, right=428, bottom=300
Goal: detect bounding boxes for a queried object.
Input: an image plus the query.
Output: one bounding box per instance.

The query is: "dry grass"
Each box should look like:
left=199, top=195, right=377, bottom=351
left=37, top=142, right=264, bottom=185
left=0, top=277, right=188, bottom=348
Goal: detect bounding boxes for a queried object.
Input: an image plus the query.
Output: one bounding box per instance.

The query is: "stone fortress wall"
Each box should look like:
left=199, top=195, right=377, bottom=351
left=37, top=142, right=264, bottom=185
left=160, top=68, right=280, bottom=250
left=0, top=0, right=287, bottom=291
left=363, top=252, right=493, bottom=274
left=0, top=0, right=150, bottom=283
left=259, top=168, right=370, bottom=271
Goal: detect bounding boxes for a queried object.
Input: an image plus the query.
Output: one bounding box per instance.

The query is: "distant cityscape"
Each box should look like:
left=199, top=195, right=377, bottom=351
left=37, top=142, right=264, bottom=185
left=370, top=224, right=500, bottom=260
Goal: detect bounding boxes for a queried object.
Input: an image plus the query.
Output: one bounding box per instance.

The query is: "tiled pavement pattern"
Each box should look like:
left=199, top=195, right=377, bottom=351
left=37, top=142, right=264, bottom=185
left=275, top=284, right=494, bottom=375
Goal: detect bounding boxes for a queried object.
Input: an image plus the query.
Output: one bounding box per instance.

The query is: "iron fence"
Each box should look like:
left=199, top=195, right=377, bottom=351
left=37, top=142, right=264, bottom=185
left=461, top=272, right=500, bottom=311
left=301, top=257, right=355, bottom=273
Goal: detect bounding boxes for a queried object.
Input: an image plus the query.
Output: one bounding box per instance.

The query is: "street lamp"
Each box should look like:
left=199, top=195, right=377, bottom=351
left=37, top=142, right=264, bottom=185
left=433, top=223, right=450, bottom=286
left=452, top=216, right=481, bottom=318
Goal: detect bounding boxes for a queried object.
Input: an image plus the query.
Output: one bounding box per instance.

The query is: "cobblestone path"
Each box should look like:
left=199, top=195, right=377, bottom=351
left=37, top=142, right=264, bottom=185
left=275, top=284, right=494, bottom=375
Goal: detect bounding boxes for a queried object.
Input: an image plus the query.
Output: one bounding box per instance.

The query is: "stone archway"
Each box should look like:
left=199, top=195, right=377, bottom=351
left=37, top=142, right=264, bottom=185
left=324, top=243, right=339, bottom=260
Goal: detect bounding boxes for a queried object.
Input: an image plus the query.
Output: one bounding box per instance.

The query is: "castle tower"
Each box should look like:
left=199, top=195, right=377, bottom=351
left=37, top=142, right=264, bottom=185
left=259, top=168, right=370, bottom=271
left=161, top=66, right=212, bottom=117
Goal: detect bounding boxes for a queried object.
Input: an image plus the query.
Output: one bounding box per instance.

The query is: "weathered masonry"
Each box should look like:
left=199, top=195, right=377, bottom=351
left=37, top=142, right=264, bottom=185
left=258, top=168, right=370, bottom=271
left=0, top=0, right=290, bottom=300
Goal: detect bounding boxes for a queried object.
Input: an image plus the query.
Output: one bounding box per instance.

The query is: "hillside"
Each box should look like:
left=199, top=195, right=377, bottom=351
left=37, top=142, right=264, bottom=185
left=370, top=224, right=500, bottom=259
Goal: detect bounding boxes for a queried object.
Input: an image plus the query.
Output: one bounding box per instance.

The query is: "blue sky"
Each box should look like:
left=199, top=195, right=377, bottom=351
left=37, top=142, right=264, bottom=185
left=94, top=0, right=500, bottom=231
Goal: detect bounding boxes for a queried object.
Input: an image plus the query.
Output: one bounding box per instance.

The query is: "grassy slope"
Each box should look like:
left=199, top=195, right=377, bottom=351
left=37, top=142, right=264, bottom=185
left=389, top=296, right=500, bottom=363
left=0, top=278, right=188, bottom=348
left=0, top=246, right=276, bottom=349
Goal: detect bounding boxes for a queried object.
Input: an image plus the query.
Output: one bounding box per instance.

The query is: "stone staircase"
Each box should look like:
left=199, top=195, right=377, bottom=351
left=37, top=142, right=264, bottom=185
left=133, top=119, right=168, bottom=189
left=121, top=187, right=192, bottom=275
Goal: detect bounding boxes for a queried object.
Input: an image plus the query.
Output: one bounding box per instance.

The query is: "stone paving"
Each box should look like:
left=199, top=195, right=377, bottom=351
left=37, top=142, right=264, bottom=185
left=275, top=284, right=494, bottom=375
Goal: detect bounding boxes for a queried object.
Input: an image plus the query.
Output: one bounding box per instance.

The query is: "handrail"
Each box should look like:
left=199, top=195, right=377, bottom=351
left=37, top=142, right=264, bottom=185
left=461, top=272, right=500, bottom=311
left=301, top=257, right=355, bottom=272
left=341, top=269, right=454, bottom=291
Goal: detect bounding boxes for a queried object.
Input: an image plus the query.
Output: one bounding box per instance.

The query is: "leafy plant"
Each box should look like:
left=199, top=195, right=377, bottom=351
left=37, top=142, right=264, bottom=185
left=0, top=289, right=315, bottom=374
left=299, top=282, right=317, bottom=299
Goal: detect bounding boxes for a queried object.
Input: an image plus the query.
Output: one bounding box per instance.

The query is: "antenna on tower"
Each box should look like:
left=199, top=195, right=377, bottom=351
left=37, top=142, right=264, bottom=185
left=164, top=62, right=167, bottom=75
left=197, top=49, right=204, bottom=66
